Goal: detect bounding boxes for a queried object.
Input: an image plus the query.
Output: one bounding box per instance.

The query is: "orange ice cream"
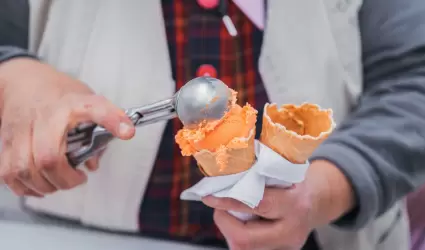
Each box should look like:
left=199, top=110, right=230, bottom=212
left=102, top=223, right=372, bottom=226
left=175, top=89, right=258, bottom=176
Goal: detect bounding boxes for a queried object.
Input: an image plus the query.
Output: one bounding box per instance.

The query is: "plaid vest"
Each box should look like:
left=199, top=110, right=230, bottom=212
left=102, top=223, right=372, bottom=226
left=139, top=1, right=318, bottom=249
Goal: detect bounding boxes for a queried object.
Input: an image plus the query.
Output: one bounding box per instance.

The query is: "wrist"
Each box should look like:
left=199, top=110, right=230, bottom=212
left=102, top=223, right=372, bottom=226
left=305, top=159, right=355, bottom=226
left=0, top=58, right=39, bottom=100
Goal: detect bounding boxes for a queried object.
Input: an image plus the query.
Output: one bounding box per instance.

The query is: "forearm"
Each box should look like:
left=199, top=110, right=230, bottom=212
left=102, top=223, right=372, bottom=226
left=310, top=0, right=425, bottom=229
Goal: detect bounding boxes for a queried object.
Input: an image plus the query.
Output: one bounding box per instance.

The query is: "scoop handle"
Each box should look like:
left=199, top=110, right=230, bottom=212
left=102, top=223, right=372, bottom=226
left=66, top=99, right=177, bottom=167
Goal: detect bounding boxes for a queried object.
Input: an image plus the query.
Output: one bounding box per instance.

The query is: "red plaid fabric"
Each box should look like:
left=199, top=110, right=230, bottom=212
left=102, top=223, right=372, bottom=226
left=139, top=1, right=318, bottom=249
left=139, top=0, right=266, bottom=246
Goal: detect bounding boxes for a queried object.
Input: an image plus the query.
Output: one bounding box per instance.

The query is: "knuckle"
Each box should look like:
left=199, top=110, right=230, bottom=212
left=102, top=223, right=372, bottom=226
left=84, top=94, right=108, bottom=108
left=5, top=181, right=25, bottom=196
left=297, top=197, right=312, bottom=213
left=59, top=181, right=74, bottom=190
left=60, top=181, right=79, bottom=190
left=256, top=195, right=276, bottom=216
left=60, top=176, right=85, bottom=190
left=287, top=232, right=309, bottom=249
left=1, top=134, right=13, bottom=149
left=12, top=188, right=26, bottom=196
left=0, top=161, right=12, bottom=178
left=36, top=182, right=56, bottom=194
left=232, top=235, right=251, bottom=250
left=93, top=94, right=108, bottom=103
left=37, top=154, right=59, bottom=170
left=221, top=198, right=233, bottom=208
left=227, top=198, right=243, bottom=210
left=37, top=187, right=52, bottom=194
left=17, top=169, right=31, bottom=181
left=213, top=210, right=220, bottom=224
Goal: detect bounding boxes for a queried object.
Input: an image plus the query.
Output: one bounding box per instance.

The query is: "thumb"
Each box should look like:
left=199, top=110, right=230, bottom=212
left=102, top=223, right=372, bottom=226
left=116, top=120, right=135, bottom=139
left=72, top=95, right=135, bottom=140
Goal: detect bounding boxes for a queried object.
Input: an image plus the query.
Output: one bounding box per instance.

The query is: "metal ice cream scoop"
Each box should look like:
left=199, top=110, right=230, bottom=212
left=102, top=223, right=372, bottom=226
left=66, top=76, right=232, bottom=167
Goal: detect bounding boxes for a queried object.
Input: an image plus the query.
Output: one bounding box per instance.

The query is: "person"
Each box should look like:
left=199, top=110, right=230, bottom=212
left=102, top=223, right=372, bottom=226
left=0, top=0, right=424, bottom=249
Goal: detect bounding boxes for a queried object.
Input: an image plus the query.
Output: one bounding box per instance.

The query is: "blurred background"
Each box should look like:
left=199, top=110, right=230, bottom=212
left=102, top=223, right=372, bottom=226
left=0, top=0, right=424, bottom=250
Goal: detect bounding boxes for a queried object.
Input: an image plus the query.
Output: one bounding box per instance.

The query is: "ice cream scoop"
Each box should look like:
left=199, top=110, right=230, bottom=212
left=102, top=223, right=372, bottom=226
left=176, top=77, right=232, bottom=128
left=66, top=77, right=232, bottom=167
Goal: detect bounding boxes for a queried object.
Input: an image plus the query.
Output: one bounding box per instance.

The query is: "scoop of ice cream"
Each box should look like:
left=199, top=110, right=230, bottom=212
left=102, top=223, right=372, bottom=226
left=175, top=103, right=257, bottom=155
left=175, top=88, right=258, bottom=175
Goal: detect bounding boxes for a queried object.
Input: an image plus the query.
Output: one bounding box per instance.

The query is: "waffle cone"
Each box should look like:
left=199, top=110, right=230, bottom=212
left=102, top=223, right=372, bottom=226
left=260, top=103, right=335, bottom=164
left=194, top=128, right=256, bottom=177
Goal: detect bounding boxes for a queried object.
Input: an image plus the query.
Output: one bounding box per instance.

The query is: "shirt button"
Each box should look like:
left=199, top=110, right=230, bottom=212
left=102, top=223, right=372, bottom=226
left=196, top=64, right=217, bottom=78
left=197, top=0, right=219, bottom=9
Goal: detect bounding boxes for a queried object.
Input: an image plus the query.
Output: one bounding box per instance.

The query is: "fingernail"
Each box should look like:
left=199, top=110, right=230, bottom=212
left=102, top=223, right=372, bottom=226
left=119, top=122, right=132, bottom=135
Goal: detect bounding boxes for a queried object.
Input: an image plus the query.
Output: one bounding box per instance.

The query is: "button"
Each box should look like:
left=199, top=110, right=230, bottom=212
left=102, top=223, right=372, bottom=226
left=197, top=0, right=219, bottom=9
left=196, top=64, right=217, bottom=78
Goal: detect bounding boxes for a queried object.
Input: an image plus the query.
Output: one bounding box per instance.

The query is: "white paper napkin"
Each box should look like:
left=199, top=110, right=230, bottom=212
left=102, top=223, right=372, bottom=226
left=180, top=140, right=309, bottom=221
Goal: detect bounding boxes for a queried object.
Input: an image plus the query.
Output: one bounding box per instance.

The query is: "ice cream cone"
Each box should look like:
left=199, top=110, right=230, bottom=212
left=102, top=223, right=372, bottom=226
left=194, top=128, right=256, bottom=176
left=260, top=103, right=335, bottom=164
left=175, top=91, right=258, bottom=177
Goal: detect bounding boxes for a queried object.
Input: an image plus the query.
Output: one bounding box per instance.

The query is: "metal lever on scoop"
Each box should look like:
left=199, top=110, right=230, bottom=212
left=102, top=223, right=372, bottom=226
left=66, top=98, right=176, bottom=167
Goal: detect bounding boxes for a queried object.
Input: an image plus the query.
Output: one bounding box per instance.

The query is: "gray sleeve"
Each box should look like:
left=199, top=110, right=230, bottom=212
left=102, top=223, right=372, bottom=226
left=310, top=0, right=425, bottom=229
left=0, top=46, right=36, bottom=64
left=0, top=0, right=30, bottom=49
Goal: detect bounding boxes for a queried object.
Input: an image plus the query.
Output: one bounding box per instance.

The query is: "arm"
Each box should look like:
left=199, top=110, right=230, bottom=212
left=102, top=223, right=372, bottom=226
left=310, top=0, right=425, bottom=229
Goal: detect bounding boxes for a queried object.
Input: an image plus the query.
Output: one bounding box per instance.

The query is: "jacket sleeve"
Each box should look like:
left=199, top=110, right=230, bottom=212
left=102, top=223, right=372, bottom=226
left=0, top=46, right=36, bottom=64
left=310, top=0, right=425, bottom=229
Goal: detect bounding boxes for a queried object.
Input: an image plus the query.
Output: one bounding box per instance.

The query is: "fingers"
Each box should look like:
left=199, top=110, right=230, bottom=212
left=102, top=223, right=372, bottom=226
left=85, top=157, right=99, bottom=171
left=1, top=92, right=126, bottom=196
left=17, top=170, right=57, bottom=194
left=32, top=110, right=87, bottom=190
left=243, top=219, right=287, bottom=250
left=203, top=188, right=293, bottom=219
left=0, top=112, right=54, bottom=195
left=85, top=148, right=105, bottom=171
left=214, top=210, right=298, bottom=250
left=41, top=163, right=87, bottom=190
left=67, top=94, right=135, bottom=140
left=4, top=177, right=43, bottom=197
left=12, top=130, right=58, bottom=194
left=213, top=210, right=250, bottom=250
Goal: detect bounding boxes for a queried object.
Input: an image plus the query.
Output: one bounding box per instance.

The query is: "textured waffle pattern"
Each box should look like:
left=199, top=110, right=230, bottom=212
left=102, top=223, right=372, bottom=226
left=260, top=103, right=334, bottom=164
left=195, top=129, right=256, bottom=176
